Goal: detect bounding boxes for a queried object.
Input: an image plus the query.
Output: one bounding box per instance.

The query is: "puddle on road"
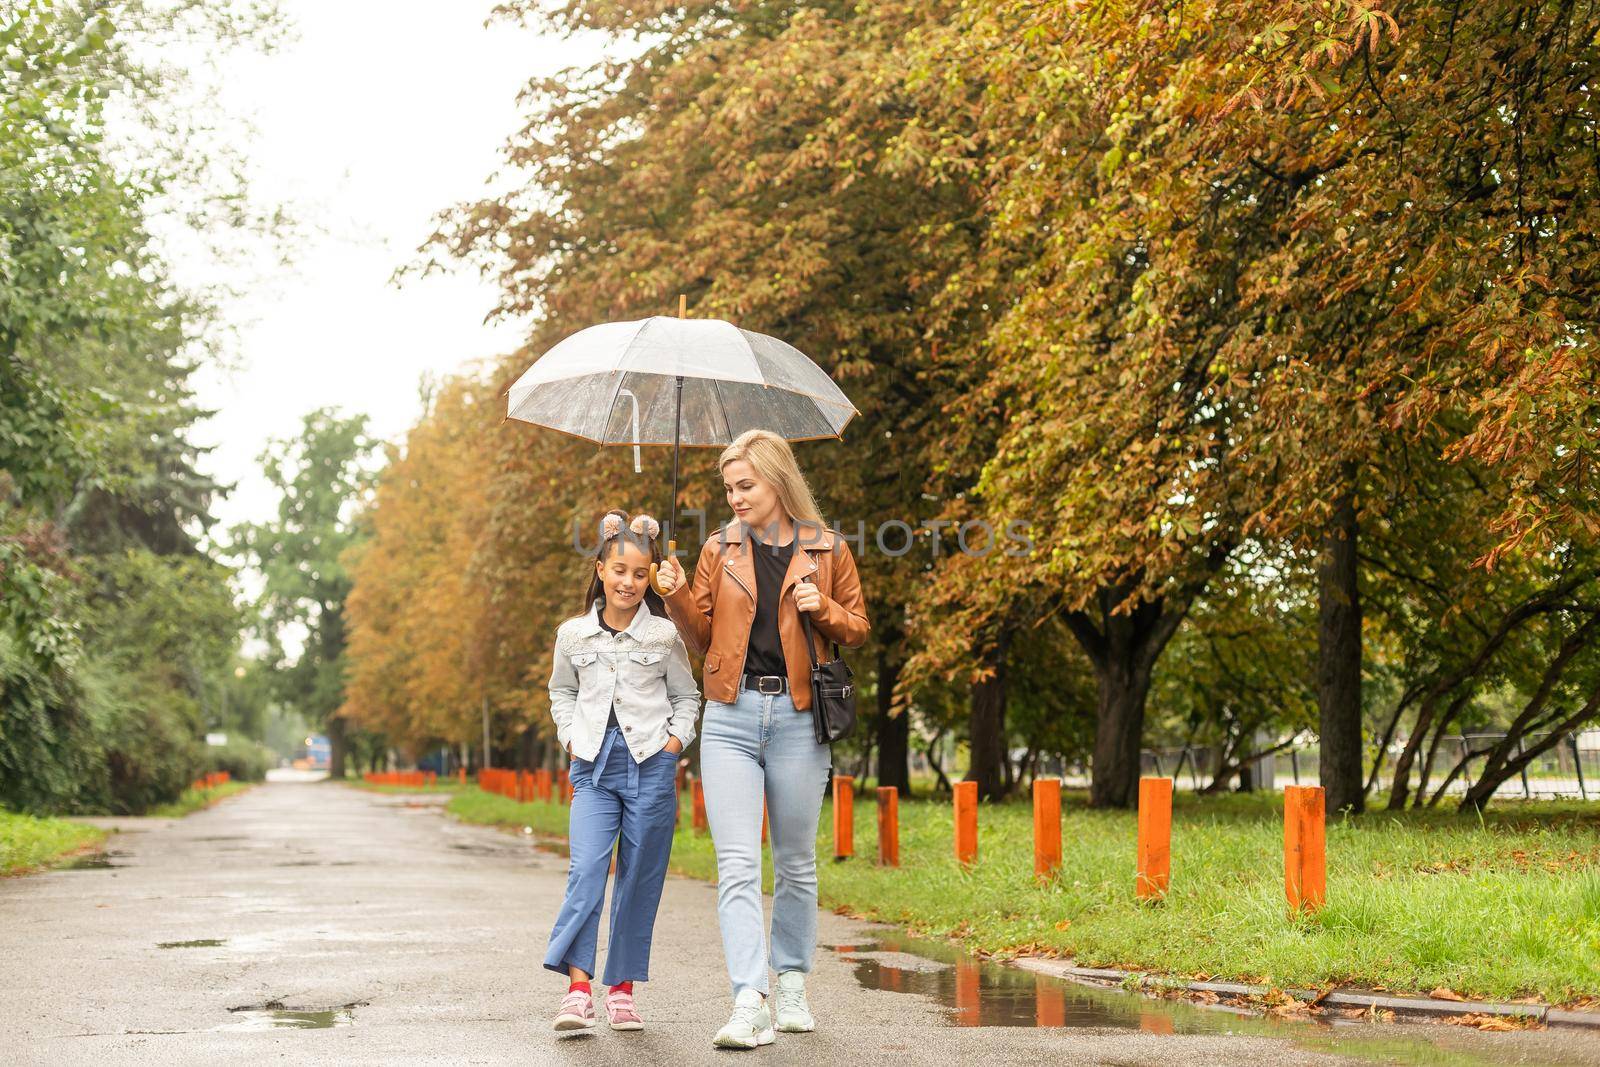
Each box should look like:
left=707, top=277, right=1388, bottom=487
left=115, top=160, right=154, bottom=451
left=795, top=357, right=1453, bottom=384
left=273, top=860, right=359, bottom=868
left=830, top=933, right=1527, bottom=1065
left=158, top=938, right=227, bottom=949
left=221, top=1000, right=361, bottom=1031
left=60, top=850, right=128, bottom=870
left=448, top=835, right=570, bottom=860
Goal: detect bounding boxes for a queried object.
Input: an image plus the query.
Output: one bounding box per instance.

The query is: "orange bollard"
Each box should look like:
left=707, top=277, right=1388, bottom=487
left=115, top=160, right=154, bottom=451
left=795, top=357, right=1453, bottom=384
left=692, top=779, right=707, bottom=833
left=1136, top=776, right=1172, bottom=899
left=559, top=770, right=572, bottom=805
left=953, top=780, right=978, bottom=866
left=1283, top=785, right=1327, bottom=913
left=877, top=786, right=899, bottom=867
left=1033, top=777, right=1062, bottom=878
left=833, top=776, right=854, bottom=860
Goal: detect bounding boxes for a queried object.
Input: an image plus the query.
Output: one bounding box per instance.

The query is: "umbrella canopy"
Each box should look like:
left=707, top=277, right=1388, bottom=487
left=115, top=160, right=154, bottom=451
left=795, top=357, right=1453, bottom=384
left=506, top=316, right=859, bottom=446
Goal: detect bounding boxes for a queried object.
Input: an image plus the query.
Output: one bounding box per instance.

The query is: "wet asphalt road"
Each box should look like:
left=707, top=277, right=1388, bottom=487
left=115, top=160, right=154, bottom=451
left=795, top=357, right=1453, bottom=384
left=2, top=781, right=1595, bottom=1065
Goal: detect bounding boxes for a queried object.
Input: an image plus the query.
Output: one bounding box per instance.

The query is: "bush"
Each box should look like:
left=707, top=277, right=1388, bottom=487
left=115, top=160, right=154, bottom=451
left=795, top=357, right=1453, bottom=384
left=206, top=736, right=272, bottom=782
left=0, top=628, right=101, bottom=814
left=82, top=661, right=205, bottom=814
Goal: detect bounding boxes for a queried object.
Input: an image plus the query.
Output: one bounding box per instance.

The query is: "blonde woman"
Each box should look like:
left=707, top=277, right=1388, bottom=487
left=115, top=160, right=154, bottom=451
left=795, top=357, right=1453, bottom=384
left=656, top=429, right=869, bottom=1049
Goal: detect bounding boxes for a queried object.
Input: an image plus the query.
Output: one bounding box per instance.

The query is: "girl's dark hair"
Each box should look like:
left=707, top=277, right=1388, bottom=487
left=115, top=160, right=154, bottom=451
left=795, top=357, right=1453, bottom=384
left=583, top=507, right=667, bottom=617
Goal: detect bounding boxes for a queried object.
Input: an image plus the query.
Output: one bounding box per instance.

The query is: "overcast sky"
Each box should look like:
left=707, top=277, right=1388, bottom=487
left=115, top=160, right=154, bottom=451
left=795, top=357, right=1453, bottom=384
left=178, top=2, right=601, bottom=536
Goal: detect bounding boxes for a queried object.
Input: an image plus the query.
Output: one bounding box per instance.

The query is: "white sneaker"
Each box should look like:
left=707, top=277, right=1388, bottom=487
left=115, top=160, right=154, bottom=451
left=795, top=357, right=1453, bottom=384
left=712, top=988, right=775, bottom=1049
left=773, top=971, right=815, bottom=1033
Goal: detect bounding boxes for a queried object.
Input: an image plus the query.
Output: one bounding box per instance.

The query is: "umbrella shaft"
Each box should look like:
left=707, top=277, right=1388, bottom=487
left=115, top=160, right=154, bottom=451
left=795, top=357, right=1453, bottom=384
left=670, top=375, right=683, bottom=547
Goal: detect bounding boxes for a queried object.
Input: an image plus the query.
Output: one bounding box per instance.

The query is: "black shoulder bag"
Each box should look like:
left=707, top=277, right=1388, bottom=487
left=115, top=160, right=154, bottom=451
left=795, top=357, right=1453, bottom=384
left=799, top=580, right=857, bottom=744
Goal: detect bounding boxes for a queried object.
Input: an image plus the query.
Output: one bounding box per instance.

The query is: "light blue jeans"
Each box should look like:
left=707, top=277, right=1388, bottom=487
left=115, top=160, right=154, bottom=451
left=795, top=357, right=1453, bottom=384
left=699, top=687, right=831, bottom=999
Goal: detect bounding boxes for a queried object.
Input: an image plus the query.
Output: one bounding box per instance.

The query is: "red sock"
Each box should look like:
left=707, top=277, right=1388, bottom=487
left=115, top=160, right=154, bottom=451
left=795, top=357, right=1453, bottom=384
left=612, top=981, right=634, bottom=995
left=569, top=979, right=591, bottom=995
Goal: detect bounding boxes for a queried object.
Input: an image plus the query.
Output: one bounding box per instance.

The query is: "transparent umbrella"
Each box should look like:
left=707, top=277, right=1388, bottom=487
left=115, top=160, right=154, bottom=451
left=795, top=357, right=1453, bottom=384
left=505, top=305, right=859, bottom=590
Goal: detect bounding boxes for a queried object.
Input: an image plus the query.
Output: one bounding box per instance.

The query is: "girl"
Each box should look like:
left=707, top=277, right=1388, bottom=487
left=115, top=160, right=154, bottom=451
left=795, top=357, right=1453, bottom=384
left=546, top=509, right=700, bottom=1034
left=656, top=430, right=870, bottom=1049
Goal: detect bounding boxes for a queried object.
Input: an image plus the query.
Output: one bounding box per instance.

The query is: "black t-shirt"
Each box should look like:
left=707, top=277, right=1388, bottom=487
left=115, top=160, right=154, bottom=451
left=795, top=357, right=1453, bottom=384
left=745, top=534, right=794, bottom=677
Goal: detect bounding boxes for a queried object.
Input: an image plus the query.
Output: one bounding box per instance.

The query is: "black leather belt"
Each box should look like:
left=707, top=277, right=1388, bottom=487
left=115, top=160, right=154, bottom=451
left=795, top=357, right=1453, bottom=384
left=742, top=672, right=788, bottom=694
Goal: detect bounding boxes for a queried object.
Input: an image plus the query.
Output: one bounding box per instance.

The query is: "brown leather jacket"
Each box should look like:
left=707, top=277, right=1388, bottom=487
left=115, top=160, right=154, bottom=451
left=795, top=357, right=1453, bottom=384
left=663, top=518, right=870, bottom=711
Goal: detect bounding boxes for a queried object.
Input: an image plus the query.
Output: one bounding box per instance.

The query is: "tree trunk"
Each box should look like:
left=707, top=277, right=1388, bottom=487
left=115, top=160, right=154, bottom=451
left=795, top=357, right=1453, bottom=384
left=516, top=727, right=538, bottom=774
left=875, top=641, right=911, bottom=795
left=326, top=714, right=348, bottom=780
left=1317, top=479, right=1364, bottom=814
left=925, top=728, right=952, bottom=794
left=1088, top=662, right=1154, bottom=807
left=965, top=631, right=1011, bottom=801
left=1062, top=579, right=1195, bottom=809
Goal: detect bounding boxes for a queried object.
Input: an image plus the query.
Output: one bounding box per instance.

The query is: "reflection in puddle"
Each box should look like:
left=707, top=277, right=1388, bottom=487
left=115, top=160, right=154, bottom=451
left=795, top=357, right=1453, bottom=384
left=835, top=936, right=1158, bottom=1029
left=830, top=933, right=1514, bottom=1065
left=158, top=938, right=227, bottom=949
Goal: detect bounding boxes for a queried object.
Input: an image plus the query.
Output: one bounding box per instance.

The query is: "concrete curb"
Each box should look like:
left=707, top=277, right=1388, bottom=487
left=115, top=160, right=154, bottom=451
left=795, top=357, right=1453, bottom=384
left=1009, top=957, right=1600, bottom=1030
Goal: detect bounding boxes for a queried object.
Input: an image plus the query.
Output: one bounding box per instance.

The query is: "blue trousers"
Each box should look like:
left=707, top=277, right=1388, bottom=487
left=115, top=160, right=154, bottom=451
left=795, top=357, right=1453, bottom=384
left=699, top=688, right=832, bottom=999
left=543, top=723, right=679, bottom=985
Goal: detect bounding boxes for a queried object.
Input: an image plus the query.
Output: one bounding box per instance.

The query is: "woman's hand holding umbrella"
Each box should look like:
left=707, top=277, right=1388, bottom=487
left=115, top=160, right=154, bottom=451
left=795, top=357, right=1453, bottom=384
left=655, top=556, right=686, bottom=597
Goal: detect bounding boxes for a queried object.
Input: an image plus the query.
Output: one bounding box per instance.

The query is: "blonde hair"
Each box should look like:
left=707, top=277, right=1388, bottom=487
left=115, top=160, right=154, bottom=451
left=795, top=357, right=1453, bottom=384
left=719, top=429, right=825, bottom=526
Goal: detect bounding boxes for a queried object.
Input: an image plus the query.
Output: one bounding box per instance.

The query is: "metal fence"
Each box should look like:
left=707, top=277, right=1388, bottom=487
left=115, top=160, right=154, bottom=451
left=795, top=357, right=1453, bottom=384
left=1054, top=730, right=1600, bottom=801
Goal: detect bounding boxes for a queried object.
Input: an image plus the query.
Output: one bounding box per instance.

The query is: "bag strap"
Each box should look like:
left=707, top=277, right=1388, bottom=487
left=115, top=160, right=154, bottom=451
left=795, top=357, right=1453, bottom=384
left=797, top=579, right=841, bottom=666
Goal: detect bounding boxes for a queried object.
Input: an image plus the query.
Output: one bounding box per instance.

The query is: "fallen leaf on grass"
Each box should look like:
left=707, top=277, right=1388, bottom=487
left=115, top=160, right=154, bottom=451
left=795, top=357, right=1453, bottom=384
left=1430, top=987, right=1467, bottom=1002
left=1444, top=1013, right=1543, bottom=1032
left=1054, top=920, right=1072, bottom=931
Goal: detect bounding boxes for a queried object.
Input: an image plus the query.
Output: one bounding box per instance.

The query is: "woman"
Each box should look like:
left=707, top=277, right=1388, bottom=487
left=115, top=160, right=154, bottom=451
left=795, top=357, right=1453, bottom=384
left=656, top=429, right=870, bottom=1050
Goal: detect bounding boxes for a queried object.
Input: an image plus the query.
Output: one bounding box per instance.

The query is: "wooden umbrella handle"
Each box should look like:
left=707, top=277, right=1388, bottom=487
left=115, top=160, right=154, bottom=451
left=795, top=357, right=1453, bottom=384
left=649, top=540, right=679, bottom=595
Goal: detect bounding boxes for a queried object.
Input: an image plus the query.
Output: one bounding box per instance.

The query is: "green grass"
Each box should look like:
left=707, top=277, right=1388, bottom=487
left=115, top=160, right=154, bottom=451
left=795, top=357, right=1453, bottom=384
left=146, top=780, right=253, bottom=817
left=0, top=810, right=107, bottom=875
left=447, top=786, right=1600, bottom=1005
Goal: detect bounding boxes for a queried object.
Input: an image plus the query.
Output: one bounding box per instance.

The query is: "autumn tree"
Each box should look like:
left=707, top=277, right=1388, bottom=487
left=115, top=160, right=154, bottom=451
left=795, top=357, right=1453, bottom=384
left=430, top=0, right=989, bottom=790
left=900, top=0, right=1600, bottom=809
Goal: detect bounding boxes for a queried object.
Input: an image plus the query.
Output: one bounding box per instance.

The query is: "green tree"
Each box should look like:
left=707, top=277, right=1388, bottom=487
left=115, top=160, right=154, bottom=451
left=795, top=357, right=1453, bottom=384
left=233, top=410, right=378, bottom=779
left=1, top=0, right=278, bottom=812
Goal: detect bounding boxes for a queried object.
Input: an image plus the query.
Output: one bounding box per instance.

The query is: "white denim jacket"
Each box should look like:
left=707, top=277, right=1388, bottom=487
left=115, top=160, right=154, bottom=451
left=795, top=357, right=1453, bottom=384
left=549, top=602, right=700, bottom=763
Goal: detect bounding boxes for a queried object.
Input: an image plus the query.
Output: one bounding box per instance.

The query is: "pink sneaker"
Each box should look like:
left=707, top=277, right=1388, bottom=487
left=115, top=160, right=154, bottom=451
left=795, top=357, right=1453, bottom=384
left=605, top=986, right=643, bottom=1031
left=553, top=987, right=596, bottom=1033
